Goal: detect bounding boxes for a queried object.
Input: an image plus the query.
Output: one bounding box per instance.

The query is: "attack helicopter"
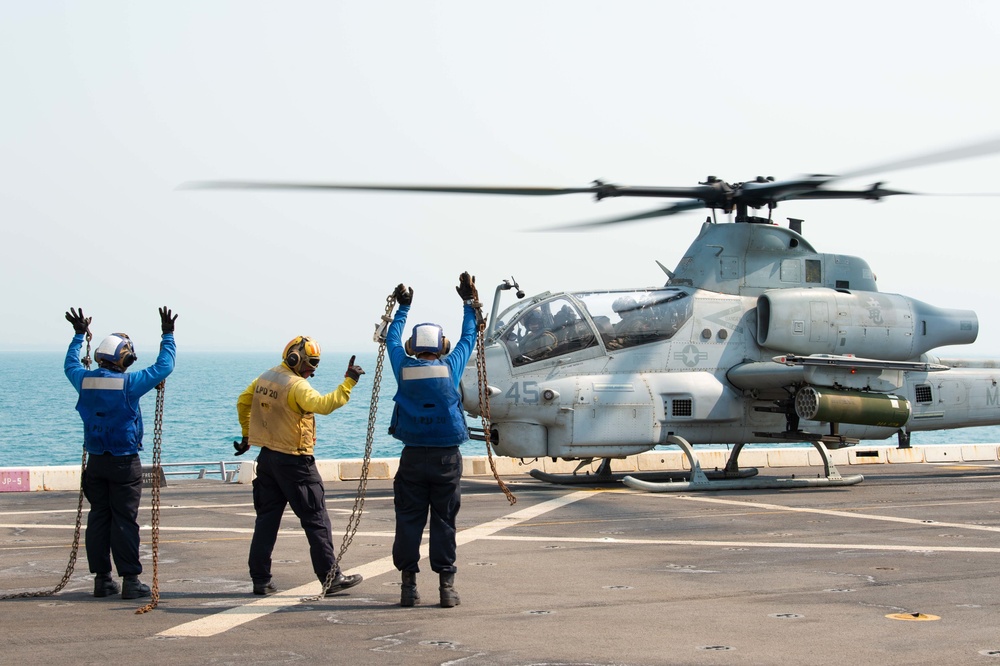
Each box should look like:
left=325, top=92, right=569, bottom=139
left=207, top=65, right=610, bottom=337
left=186, top=137, right=1000, bottom=491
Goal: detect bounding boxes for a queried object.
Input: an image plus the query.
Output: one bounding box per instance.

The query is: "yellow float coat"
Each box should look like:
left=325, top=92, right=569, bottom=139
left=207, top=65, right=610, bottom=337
left=237, top=363, right=356, bottom=456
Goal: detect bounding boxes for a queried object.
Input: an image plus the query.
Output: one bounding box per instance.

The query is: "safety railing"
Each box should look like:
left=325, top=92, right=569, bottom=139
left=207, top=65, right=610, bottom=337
left=157, top=461, right=243, bottom=483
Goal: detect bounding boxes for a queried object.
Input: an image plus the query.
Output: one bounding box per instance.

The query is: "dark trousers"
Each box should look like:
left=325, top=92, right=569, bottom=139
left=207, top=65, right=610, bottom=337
left=392, top=445, right=462, bottom=574
left=248, top=447, right=337, bottom=584
left=82, top=453, right=143, bottom=577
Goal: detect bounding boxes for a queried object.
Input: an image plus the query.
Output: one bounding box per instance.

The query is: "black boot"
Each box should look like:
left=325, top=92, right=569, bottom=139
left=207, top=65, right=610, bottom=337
left=121, top=575, right=151, bottom=600
left=324, top=570, right=363, bottom=596
left=93, top=573, right=119, bottom=598
left=439, top=572, right=460, bottom=608
left=400, top=571, right=419, bottom=607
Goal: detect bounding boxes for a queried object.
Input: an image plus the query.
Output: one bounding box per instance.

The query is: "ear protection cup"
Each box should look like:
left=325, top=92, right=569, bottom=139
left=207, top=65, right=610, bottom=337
left=284, top=335, right=304, bottom=368
left=283, top=336, right=320, bottom=372
left=117, top=333, right=136, bottom=368
left=96, top=333, right=136, bottom=371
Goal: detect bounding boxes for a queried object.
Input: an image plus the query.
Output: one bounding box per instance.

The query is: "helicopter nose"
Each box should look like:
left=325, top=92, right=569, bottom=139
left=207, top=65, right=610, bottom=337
left=460, top=370, right=501, bottom=415
left=459, top=371, right=478, bottom=414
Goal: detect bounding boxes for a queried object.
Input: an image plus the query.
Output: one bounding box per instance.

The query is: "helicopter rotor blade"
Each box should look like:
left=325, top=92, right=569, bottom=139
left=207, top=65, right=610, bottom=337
left=179, top=181, right=602, bottom=196
left=781, top=184, right=913, bottom=202
left=180, top=179, right=729, bottom=203
left=540, top=200, right=708, bottom=230
left=181, top=135, right=1000, bottom=227
left=835, top=135, right=1000, bottom=181
left=920, top=191, right=1000, bottom=197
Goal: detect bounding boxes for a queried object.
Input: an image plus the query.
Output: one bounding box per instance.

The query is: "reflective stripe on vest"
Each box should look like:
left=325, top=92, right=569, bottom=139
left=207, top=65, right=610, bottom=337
left=401, top=365, right=450, bottom=381
left=82, top=376, right=126, bottom=390
left=391, top=360, right=468, bottom=446
left=76, top=370, right=141, bottom=455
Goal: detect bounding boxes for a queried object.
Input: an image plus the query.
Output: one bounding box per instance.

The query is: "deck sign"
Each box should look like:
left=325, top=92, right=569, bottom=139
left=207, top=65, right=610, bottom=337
left=0, top=470, right=29, bottom=492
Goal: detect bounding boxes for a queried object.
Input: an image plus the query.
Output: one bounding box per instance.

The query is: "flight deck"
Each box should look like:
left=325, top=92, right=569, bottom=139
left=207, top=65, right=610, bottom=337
left=2, top=462, right=1000, bottom=665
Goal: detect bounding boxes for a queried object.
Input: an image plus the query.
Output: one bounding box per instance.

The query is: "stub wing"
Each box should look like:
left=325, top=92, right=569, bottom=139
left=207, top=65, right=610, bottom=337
left=772, top=353, right=948, bottom=393
left=772, top=354, right=949, bottom=373
left=728, top=354, right=947, bottom=394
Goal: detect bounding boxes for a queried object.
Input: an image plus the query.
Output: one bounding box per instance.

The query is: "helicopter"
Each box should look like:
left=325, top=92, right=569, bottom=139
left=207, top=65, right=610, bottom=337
left=186, top=137, right=1000, bottom=491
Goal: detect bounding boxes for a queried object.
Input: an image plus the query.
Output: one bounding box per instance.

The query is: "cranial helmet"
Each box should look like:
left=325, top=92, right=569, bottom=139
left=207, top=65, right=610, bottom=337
left=283, top=336, right=321, bottom=375
left=405, top=323, right=451, bottom=357
left=95, top=333, right=137, bottom=371
left=553, top=304, right=577, bottom=327
left=612, top=296, right=639, bottom=314
left=524, top=310, right=544, bottom=329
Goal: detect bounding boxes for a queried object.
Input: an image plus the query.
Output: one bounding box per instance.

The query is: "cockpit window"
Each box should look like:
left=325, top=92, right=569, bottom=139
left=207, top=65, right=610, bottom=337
left=503, top=298, right=597, bottom=366
left=574, top=288, right=692, bottom=350
left=496, top=288, right=693, bottom=366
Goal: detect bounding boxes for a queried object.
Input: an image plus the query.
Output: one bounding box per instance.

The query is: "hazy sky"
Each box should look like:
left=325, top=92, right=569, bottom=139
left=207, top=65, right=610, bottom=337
left=4, top=1, right=1000, bottom=356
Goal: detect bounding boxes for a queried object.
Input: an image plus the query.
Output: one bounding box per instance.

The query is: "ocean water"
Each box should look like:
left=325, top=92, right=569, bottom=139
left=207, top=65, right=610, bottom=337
left=2, top=351, right=999, bottom=468
left=0, top=351, right=439, bottom=468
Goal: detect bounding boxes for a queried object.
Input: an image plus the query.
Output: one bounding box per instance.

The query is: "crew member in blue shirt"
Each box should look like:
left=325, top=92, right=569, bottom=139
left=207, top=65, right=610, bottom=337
left=387, top=272, right=478, bottom=608
left=64, top=306, right=177, bottom=600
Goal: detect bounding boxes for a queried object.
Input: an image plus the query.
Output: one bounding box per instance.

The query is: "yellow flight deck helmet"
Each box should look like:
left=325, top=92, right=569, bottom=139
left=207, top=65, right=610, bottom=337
left=283, top=336, right=321, bottom=375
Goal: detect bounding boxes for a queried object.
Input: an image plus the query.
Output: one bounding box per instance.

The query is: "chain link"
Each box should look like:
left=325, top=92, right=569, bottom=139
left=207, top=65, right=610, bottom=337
left=472, top=291, right=516, bottom=505
left=311, top=286, right=515, bottom=598
left=136, top=380, right=165, bottom=614
left=0, top=333, right=93, bottom=600
left=314, top=295, right=393, bottom=598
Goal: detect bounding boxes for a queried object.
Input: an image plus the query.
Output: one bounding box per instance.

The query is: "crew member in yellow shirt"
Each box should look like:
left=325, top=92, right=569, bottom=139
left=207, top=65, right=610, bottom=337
left=235, top=336, right=365, bottom=596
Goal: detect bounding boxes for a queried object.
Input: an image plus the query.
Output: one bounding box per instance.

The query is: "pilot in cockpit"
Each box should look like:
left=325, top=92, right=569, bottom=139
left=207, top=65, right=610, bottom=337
left=517, top=310, right=557, bottom=362
left=612, top=296, right=651, bottom=337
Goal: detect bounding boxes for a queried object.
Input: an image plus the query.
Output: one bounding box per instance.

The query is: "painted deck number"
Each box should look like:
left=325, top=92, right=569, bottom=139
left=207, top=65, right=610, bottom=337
left=0, top=470, right=29, bottom=492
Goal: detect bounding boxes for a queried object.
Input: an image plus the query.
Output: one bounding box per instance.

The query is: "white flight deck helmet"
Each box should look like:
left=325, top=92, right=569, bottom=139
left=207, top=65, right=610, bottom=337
left=95, top=333, right=137, bottom=371
left=405, top=323, right=451, bottom=357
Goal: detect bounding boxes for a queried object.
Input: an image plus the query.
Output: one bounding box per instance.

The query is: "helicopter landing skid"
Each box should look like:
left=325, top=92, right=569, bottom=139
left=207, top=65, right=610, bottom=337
left=621, top=435, right=863, bottom=492
left=528, top=460, right=757, bottom=486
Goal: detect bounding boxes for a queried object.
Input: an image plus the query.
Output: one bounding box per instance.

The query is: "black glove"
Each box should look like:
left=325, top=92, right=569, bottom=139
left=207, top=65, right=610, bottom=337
left=159, top=306, right=178, bottom=334
left=457, top=272, right=477, bottom=301
left=345, top=355, right=365, bottom=382
left=393, top=283, right=413, bottom=306
left=65, top=307, right=91, bottom=335
left=234, top=437, right=250, bottom=456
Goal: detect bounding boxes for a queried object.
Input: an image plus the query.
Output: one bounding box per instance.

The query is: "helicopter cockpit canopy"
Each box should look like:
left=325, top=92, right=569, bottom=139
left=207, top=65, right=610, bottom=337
left=496, top=288, right=693, bottom=367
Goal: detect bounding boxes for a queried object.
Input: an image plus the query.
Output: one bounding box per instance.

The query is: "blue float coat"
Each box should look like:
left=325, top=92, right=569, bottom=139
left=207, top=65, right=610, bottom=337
left=64, top=333, right=176, bottom=455
left=387, top=304, right=477, bottom=446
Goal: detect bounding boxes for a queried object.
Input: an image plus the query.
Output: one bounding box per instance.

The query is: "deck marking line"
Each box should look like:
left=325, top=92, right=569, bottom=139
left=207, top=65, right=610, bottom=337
left=479, top=534, right=1000, bottom=553
left=0, top=523, right=259, bottom=534
left=158, top=490, right=593, bottom=638
left=0, top=496, right=396, bottom=517
left=648, top=494, right=1000, bottom=533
